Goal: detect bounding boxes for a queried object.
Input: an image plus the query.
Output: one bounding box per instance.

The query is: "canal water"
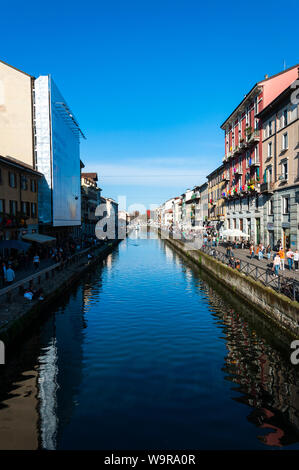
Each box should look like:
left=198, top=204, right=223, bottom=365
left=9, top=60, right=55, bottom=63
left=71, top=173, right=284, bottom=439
left=0, top=232, right=299, bottom=450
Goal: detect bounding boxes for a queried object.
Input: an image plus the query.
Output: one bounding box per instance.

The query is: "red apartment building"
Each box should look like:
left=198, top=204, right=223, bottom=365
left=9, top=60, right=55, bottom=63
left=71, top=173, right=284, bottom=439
left=221, top=64, right=299, bottom=243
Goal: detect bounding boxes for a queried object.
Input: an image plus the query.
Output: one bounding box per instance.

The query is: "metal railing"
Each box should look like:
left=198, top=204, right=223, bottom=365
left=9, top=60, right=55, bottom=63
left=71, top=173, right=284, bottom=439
left=200, top=246, right=299, bottom=302
left=0, top=243, right=110, bottom=303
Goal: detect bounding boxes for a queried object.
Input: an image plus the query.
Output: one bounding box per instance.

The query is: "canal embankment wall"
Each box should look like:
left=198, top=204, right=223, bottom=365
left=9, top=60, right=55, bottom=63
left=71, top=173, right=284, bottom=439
left=163, top=234, right=299, bottom=339
left=0, top=240, right=121, bottom=348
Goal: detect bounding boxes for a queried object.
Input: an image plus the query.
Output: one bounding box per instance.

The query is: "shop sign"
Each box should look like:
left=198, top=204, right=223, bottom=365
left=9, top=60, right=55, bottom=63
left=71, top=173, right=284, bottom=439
left=267, top=223, right=274, bottom=230
left=282, top=222, right=290, bottom=228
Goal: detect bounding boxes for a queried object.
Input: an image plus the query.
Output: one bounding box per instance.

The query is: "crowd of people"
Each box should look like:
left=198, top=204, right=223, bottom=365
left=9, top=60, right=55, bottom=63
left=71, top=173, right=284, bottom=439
left=0, top=234, right=105, bottom=289
left=206, top=235, right=299, bottom=277
left=168, top=225, right=298, bottom=278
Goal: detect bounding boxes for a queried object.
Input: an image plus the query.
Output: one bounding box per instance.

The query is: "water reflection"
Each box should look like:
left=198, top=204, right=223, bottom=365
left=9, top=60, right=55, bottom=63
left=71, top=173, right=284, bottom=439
left=0, top=236, right=298, bottom=449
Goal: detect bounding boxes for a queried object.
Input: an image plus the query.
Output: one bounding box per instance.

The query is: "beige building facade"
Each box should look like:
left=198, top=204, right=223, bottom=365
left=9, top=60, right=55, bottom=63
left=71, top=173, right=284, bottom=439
left=207, top=165, right=226, bottom=231
left=258, top=83, right=299, bottom=249
left=0, top=60, right=35, bottom=168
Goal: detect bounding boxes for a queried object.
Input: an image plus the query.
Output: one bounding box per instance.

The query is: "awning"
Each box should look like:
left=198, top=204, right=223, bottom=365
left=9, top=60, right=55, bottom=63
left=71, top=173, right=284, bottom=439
left=0, top=240, right=31, bottom=251
left=22, top=233, right=56, bottom=244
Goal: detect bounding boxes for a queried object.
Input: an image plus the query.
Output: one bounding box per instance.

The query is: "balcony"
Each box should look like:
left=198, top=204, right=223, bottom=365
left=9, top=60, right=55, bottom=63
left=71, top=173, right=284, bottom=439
left=233, top=145, right=243, bottom=156
left=222, top=172, right=230, bottom=181
left=246, top=180, right=260, bottom=193
left=224, top=151, right=232, bottom=161
left=238, top=140, right=245, bottom=150
left=0, top=213, right=28, bottom=229
left=248, top=130, right=260, bottom=145
left=240, top=186, right=249, bottom=195
left=233, top=166, right=243, bottom=176
left=260, top=181, right=274, bottom=194
left=249, top=158, right=260, bottom=167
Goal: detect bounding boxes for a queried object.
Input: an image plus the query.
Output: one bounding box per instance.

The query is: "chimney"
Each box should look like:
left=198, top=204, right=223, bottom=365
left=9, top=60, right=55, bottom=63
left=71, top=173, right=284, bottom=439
left=264, top=74, right=269, bottom=79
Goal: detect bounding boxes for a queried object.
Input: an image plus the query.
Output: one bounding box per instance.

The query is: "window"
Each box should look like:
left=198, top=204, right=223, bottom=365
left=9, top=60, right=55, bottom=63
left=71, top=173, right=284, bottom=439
left=254, top=146, right=259, bottom=162
left=291, top=104, right=298, bottom=121
left=267, top=166, right=273, bottom=183
left=247, top=196, right=250, bottom=211
left=247, top=218, right=251, bottom=235
left=254, top=96, right=258, bottom=115
left=0, top=200, right=5, bottom=213
left=269, top=120, right=273, bottom=136
left=21, top=201, right=30, bottom=216
left=255, top=194, right=259, bottom=208
left=31, top=202, right=37, bottom=217
left=283, top=196, right=289, bottom=214
left=9, top=200, right=17, bottom=215
left=269, top=199, right=274, bottom=215
left=268, top=141, right=272, bottom=157
left=246, top=107, right=249, bottom=125
left=246, top=151, right=250, bottom=168
left=283, top=109, right=288, bottom=127
left=9, top=172, right=17, bottom=188
left=282, top=133, right=288, bottom=150
left=282, top=161, right=288, bottom=180
left=30, top=179, right=37, bottom=192
left=21, top=175, right=28, bottom=190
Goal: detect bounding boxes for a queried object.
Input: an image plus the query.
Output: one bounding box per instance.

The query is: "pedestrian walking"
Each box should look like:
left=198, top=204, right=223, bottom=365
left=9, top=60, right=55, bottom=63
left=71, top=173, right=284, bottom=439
left=266, top=245, right=271, bottom=260
left=249, top=244, right=254, bottom=259
left=6, top=265, right=15, bottom=285
left=258, top=244, right=263, bottom=260
left=278, top=248, right=285, bottom=271
left=273, top=253, right=281, bottom=276
left=286, top=248, right=294, bottom=270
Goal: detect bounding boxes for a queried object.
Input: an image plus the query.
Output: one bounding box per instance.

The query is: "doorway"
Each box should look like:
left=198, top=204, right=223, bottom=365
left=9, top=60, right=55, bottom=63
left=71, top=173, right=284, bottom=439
left=256, top=218, right=261, bottom=244
left=269, top=231, right=274, bottom=249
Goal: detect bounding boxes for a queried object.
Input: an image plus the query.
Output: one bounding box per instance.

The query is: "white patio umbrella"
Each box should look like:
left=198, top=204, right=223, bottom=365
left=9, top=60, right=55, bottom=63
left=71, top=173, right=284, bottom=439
left=222, top=229, right=249, bottom=238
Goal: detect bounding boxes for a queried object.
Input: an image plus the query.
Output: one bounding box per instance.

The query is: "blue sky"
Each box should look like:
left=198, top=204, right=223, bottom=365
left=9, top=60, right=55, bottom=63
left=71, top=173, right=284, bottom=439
left=2, top=0, right=299, bottom=210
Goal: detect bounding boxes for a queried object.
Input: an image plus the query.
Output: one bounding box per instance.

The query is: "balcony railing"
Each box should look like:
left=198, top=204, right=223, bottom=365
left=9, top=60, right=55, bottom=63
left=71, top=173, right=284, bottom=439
left=223, top=151, right=232, bottom=161
left=260, top=181, right=275, bottom=193
left=248, top=130, right=260, bottom=144
left=200, top=246, right=299, bottom=304
left=249, top=158, right=260, bottom=167
left=0, top=214, right=29, bottom=229
left=233, top=166, right=243, bottom=175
